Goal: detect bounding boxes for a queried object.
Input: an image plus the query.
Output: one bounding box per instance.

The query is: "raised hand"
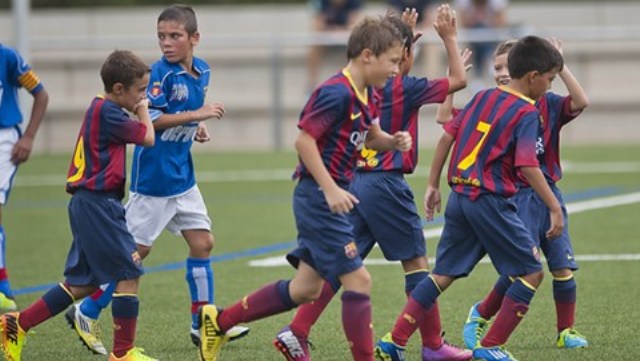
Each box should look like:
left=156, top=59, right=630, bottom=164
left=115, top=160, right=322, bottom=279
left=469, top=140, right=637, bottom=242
left=433, top=4, right=457, bottom=41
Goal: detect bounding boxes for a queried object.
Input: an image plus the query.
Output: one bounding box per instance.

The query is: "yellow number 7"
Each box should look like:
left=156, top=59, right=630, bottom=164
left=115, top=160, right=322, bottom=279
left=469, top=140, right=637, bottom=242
left=457, top=121, right=491, bottom=171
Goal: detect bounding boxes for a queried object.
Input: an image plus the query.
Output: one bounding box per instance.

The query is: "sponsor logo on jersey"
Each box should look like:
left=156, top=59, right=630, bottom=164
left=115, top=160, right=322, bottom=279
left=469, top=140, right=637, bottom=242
left=170, top=83, right=189, bottom=102
left=160, top=125, right=198, bottom=143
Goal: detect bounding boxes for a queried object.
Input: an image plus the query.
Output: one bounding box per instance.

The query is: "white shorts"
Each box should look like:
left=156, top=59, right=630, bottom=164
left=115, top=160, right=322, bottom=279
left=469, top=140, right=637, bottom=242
left=0, top=127, right=20, bottom=205
left=125, top=185, right=212, bottom=246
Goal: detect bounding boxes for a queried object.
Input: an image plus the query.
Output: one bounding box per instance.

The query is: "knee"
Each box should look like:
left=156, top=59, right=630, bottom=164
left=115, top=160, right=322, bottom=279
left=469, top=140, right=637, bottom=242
left=551, top=268, right=573, bottom=279
left=526, top=270, right=545, bottom=288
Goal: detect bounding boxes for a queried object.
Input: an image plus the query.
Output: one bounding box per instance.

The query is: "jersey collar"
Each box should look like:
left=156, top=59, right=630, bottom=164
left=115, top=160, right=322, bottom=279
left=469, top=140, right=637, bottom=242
left=342, top=68, right=368, bottom=105
left=498, top=85, right=535, bottom=105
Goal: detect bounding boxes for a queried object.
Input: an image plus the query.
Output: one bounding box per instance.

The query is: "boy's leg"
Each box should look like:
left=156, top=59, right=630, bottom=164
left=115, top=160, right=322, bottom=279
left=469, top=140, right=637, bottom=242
left=462, top=275, right=512, bottom=349
left=340, top=266, right=374, bottom=361
left=552, top=271, right=588, bottom=348
left=0, top=223, right=16, bottom=312
left=0, top=128, right=19, bottom=311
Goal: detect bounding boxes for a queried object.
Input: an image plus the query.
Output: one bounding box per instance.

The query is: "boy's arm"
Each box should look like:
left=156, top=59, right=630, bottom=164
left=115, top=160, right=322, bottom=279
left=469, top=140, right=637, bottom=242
left=549, top=38, right=589, bottom=112
left=424, top=132, right=454, bottom=221
left=295, top=131, right=358, bottom=214
left=135, top=100, right=155, bottom=147
left=153, top=102, right=225, bottom=130
left=435, top=49, right=472, bottom=125
left=520, top=166, right=564, bottom=239
left=364, top=123, right=411, bottom=152
left=11, top=88, right=49, bottom=164
left=433, top=4, right=467, bottom=93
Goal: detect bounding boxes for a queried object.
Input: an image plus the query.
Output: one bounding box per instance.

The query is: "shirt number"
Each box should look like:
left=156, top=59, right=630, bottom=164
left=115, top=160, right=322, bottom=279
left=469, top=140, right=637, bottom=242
left=457, top=121, right=491, bottom=171
left=67, top=137, right=85, bottom=183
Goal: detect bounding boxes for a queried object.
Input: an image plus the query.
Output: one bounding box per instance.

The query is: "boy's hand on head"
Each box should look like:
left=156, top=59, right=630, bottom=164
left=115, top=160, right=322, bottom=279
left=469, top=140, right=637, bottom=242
left=324, top=186, right=359, bottom=215
left=433, top=4, right=457, bottom=41
left=194, top=122, right=211, bottom=143
left=460, top=48, right=473, bottom=72
left=546, top=208, right=565, bottom=239
left=392, top=131, right=412, bottom=152
left=11, top=136, right=34, bottom=164
left=194, top=102, right=226, bottom=121
left=424, top=186, right=441, bottom=222
left=547, top=37, right=564, bottom=56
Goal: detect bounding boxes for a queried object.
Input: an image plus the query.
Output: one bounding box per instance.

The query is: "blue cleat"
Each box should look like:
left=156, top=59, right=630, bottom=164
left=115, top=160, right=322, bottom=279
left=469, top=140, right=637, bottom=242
left=374, top=332, right=405, bottom=361
left=556, top=328, right=588, bottom=349
left=472, top=345, right=518, bottom=361
left=463, top=302, right=489, bottom=349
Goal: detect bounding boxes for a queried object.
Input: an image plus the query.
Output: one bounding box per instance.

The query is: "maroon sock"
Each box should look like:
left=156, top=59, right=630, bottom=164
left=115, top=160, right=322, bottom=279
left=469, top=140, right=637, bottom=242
left=218, top=281, right=295, bottom=332
left=112, top=317, right=137, bottom=357
left=19, top=284, right=74, bottom=331
left=406, top=291, right=442, bottom=349
left=342, top=291, right=374, bottom=361
left=481, top=296, right=528, bottom=347
left=556, top=302, right=575, bottom=332
left=18, top=299, right=53, bottom=331
left=477, top=288, right=505, bottom=320
left=290, top=282, right=335, bottom=338
left=391, top=296, right=426, bottom=347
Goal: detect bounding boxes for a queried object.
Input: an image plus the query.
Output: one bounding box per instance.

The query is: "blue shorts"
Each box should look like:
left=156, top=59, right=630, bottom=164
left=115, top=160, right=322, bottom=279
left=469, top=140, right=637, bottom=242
left=513, top=185, right=577, bottom=271
left=349, top=171, right=426, bottom=261
left=433, top=192, right=543, bottom=278
left=287, top=178, right=363, bottom=281
left=64, top=190, right=144, bottom=286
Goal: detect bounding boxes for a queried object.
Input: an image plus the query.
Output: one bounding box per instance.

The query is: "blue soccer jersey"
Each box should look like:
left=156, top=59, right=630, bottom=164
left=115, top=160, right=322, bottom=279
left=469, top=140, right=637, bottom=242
left=293, top=69, right=380, bottom=185
left=66, top=96, right=147, bottom=197
left=0, top=44, right=44, bottom=128
left=130, top=56, right=210, bottom=197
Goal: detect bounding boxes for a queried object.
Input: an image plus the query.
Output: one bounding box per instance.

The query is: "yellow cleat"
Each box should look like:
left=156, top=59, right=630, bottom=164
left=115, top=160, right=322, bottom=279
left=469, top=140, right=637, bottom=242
left=64, top=304, right=107, bottom=355
left=0, top=293, right=17, bottom=313
left=0, top=312, right=26, bottom=361
left=108, top=347, right=158, bottom=361
left=198, top=305, right=229, bottom=361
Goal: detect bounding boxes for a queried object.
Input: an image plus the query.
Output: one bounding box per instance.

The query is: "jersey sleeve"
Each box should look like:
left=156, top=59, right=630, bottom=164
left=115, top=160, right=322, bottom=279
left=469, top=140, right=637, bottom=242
left=403, top=77, right=449, bottom=107
left=513, top=110, right=541, bottom=168
left=547, top=92, right=583, bottom=126
left=298, top=85, right=348, bottom=139
left=102, top=103, right=147, bottom=145
left=147, top=64, right=170, bottom=120
left=8, top=47, right=44, bottom=95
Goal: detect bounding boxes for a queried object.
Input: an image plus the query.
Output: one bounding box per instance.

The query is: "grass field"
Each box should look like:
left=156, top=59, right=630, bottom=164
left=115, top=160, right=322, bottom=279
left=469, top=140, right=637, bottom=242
left=4, top=144, right=640, bottom=360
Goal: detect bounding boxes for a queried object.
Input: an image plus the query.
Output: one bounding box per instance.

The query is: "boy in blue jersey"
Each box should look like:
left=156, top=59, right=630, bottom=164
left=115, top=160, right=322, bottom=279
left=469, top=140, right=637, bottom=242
left=0, top=43, right=49, bottom=312
left=0, top=50, right=156, bottom=361
left=375, top=35, right=566, bottom=361
left=459, top=38, right=590, bottom=351
left=66, top=4, right=248, bottom=355
left=274, top=6, right=471, bottom=361
left=197, top=16, right=411, bottom=361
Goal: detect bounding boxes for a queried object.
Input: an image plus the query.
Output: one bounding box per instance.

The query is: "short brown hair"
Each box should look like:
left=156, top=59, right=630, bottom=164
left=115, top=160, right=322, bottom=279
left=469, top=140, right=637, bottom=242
left=508, top=36, right=564, bottom=79
left=158, top=4, right=198, bottom=35
left=493, top=39, right=517, bottom=58
left=100, top=50, right=150, bottom=93
left=347, top=16, right=403, bottom=59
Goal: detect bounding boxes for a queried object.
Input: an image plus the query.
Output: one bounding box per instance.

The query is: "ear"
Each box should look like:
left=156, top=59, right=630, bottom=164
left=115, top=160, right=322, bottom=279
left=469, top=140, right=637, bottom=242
left=361, top=48, right=373, bottom=63
left=526, top=71, right=540, bottom=84
left=191, top=31, right=201, bottom=46
left=112, top=83, right=125, bottom=95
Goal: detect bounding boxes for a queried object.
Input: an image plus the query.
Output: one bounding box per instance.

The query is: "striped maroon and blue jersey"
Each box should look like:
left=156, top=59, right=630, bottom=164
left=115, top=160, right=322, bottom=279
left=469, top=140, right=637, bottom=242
left=355, top=76, right=449, bottom=173
left=444, top=86, right=540, bottom=200
left=518, top=92, right=582, bottom=185
left=293, top=70, right=379, bottom=184
left=66, top=96, right=147, bottom=197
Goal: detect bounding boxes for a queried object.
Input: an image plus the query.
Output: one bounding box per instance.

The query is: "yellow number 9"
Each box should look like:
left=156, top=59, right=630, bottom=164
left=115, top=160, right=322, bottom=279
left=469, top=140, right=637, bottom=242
left=67, top=137, right=85, bottom=183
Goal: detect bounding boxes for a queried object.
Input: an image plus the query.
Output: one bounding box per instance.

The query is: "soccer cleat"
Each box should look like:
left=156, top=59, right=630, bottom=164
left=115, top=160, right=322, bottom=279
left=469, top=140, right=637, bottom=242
left=108, top=347, right=158, bottom=361
left=462, top=302, right=489, bottom=349
left=0, top=293, right=17, bottom=313
left=374, top=332, right=405, bottom=361
left=198, top=304, right=229, bottom=361
left=190, top=325, right=250, bottom=346
left=422, top=339, right=472, bottom=361
left=273, top=326, right=311, bottom=361
left=472, top=346, right=518, bottom=361
left=64, top=304, right=107, bottom=355
left=556, top=328, right=588, bottom=349
left=0, top=312, right=26, bottom=361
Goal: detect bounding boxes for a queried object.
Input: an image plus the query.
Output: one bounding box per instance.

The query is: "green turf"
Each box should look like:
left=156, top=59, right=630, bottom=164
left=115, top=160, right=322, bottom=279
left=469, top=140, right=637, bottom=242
left=3, top=144, right=639, bottom=360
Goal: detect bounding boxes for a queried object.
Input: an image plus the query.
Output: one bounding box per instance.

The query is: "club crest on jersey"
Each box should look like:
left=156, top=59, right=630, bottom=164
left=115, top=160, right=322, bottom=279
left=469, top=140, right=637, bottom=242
left=344, top=241, right=358, bottom=259
left=170, top=83, right=189, bottom=102
left=149, top=82, right=162, bottom=99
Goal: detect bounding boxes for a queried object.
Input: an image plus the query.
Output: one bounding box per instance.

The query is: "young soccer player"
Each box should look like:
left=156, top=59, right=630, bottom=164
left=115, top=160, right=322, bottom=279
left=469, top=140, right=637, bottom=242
left=273, top=6, right=471, bottom=361
left=0, top=43, right=49, bottom=312
left=0, top=49, right=156, bottom=361
left=197, top=15, right=411, bottom=361
left=374, top=35, right=566, bottom=361
left=460, top=38, right=590, bottom=351
left=65, top=5, right=249, bottom=355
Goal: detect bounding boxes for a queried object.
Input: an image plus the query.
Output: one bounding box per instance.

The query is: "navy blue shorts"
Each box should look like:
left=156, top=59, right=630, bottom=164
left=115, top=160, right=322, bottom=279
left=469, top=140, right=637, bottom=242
left=287, top=178, right=363, bottom=281
left=433, top=192, right=543, bottom=278
left=349, top=171, right=426, bottom=261
left=64, top=190, right=144, bottom=287
left=513, top=186, right=577, bottom=271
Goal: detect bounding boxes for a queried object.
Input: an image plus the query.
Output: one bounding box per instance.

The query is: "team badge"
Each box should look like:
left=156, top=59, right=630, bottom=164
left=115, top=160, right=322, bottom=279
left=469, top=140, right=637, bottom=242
left=149, top=82, right=162, bottom=99
left=344, top=241, right=358, bottom=259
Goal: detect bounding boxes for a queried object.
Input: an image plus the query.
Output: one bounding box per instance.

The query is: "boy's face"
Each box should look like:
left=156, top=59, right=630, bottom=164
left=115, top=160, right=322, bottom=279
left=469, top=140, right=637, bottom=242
left=115, top=73, right=150, bottom=112
left=365, top=44, right=403, bottom=89
left=493, top=53, right=511, bottom=86
left=157, top=20, right=199, bottom=65
left=529, top=70, right=557, bottom=100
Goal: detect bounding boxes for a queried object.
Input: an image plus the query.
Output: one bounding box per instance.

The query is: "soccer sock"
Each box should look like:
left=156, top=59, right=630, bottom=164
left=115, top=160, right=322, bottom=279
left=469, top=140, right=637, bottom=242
left=0, top=225, right=13, bottom=297
left=553, top=274, right=577, bottom=332
left=481, top=278, right=535, bottom=347
left=80, top=282, right=116, bottom=320
left=112, top=294, right=139, bottom=358
left=186, top=257, right=214, bottom=330
left=477, top=275, right=512, bottom=320
left=405, top=270, right=442, bottom=349
left=392, top=275, right=441, bottom=347
left=290, top=281, right=337, bottom=339
left=19, top=283, right=74, bottom=331
left=342, top=291, right=374, bottom=361
left=218, top=280, right=296, bottom=332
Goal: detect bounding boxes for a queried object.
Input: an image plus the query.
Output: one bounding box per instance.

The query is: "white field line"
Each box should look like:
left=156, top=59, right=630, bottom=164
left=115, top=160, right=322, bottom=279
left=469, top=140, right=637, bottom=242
left=14, top=160, right=640, bottom=187
left=249, top=191, right=640, bottom=268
